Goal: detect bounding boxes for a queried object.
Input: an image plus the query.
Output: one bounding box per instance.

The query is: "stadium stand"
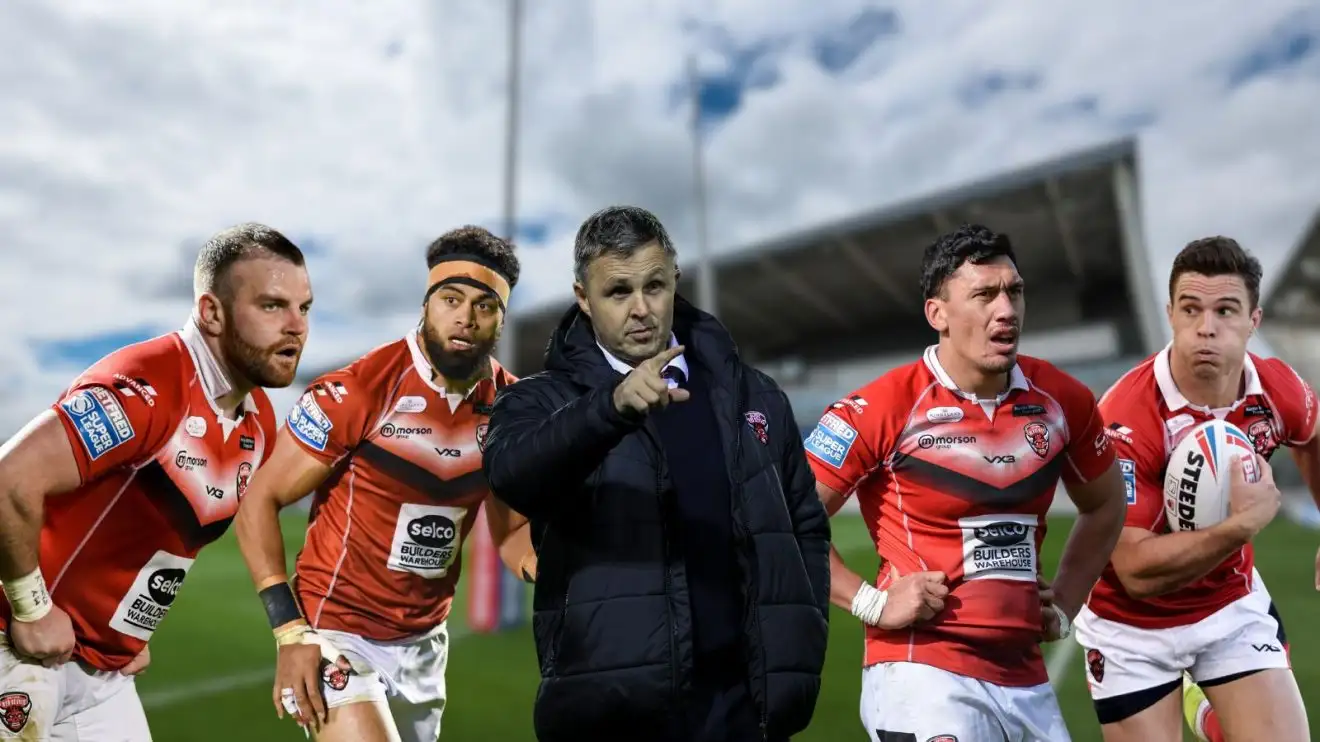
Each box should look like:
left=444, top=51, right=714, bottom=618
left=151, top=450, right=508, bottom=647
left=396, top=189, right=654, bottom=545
left=1260, top=206, right=1320, bottom=388
left=1259, top=206, right=1320, bottom=524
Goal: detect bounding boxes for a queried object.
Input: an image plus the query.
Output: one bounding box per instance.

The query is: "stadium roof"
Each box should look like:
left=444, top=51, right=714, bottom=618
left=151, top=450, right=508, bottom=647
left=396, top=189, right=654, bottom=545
left=1263, top=207, right=1320, bottom=325
left=505, top=136, right=1162, bottom=374
left=1259, top=206, right=1320, bottom=385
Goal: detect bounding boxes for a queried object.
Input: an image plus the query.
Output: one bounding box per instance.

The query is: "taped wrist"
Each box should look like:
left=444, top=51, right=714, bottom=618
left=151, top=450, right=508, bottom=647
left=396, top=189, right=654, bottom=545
left=850, top=582, right=888, bottom=627
left=259, top=581, right=303, bottom=631
left=3, top=568, right=53, bottom=623
left=1049, top=603, right=1073, bottom=640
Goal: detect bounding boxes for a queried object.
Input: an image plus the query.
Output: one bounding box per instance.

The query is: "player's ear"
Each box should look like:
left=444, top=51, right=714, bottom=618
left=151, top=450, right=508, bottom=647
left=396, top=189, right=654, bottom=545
left=573, top=281, right=591, bottom=319
left=924, top=297, right=947, bottom=333
left=1250, top=305, right=1263, bottom=331
left=196, top=292, right=226, bottom=336
left=1165, top=302, right=1173, bottom=324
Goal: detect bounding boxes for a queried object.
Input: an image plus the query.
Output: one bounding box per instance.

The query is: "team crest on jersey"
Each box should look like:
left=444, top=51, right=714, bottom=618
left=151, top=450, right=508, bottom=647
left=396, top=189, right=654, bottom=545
left=1086, top=649, right=1105, bottom=682
left=236, top=462, right=253, bottom=498
left=926, top=736, right=958, bottom=742
left=476, top=423, right=488, bottom=453
left=1023, top=421, right=1050, bottom=458
left=744, top=411, right=768, bottom=444
left=1247, top=419, right=1277, bottom=458
left=321, top=661, right=351, bottom=691
left=0, top=691, right=31, bottom=733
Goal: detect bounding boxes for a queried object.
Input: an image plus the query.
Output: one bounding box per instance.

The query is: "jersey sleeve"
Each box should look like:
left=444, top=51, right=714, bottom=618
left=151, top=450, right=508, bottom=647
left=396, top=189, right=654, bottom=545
left=1098, top=397, right=1166, bottom=531
left=1059, top=380, right=1116, bottom=486
left=1262, top=358, right=1318, bottom=446
left=803, top=388, right=888, bottom=496
left=283, top=371, right=375, bottom=464
left=51, top=353, right=184, bottom=484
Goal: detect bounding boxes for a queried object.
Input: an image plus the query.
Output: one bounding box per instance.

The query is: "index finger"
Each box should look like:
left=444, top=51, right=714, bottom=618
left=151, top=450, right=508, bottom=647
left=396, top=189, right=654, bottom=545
left=644, top=345, right=685, bottom=370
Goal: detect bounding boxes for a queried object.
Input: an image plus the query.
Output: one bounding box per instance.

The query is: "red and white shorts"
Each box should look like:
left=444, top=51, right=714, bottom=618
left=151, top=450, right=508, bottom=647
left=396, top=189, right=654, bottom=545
left=1075, top=568, right=1290, bottom=701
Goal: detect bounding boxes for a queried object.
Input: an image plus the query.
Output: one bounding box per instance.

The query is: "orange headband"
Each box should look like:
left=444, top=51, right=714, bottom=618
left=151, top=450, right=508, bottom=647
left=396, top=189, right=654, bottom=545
left=426, top=259, right=512, bottom=312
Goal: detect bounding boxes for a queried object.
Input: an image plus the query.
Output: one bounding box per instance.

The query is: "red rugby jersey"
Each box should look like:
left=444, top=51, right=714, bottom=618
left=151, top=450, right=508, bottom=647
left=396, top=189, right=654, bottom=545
left=1086, top=347, right=1317, bottom=629
left=0, top=321, right=275, bottom=671
left=288, top=330, right=515, bottom=641
left=805, top=346, right=1113, bottom=686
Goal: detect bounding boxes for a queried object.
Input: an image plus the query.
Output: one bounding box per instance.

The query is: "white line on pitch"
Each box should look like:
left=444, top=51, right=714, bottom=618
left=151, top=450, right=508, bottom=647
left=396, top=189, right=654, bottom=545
left=140, top=625, right=474, bottom=710
left=140, top=667, right=273, bottom=709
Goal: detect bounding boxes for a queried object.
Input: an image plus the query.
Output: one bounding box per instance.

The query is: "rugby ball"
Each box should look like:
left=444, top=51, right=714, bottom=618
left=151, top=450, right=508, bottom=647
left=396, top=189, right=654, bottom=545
left=1163, top=420, right=1259, bottom=532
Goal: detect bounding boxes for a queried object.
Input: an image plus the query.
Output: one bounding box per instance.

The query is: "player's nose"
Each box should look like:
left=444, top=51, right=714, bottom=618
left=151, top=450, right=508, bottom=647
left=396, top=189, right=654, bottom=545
left=285, top=308, right=309, bottom=336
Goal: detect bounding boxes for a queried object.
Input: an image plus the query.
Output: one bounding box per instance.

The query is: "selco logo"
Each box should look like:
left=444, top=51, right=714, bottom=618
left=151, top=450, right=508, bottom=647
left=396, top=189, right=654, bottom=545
left=148, top=568, right=186, bottom=606
left=973, top=521, right=1029, bottom=547
left=918, top=434, right=977, bottom=449
left=381, top=423, right=432, bottom=438
left=408, top=515, right=457, bottom=547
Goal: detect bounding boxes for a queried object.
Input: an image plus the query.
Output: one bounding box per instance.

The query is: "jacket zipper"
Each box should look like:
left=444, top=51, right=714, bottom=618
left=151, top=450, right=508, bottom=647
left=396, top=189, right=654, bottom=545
left=643, top=423, right=680, bottom=709
left=728, top=377, right=770, bottom=740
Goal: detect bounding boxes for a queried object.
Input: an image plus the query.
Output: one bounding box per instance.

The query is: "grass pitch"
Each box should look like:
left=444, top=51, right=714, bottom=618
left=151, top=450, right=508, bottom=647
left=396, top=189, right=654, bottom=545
left=137, top=513, right=1317, bottom=741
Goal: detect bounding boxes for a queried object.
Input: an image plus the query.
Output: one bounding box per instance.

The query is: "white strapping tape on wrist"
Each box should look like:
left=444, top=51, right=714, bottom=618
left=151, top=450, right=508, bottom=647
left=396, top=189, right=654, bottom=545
left=850, top=583, right=888, bottom=627
left=3, top=568, right=53, bottom=623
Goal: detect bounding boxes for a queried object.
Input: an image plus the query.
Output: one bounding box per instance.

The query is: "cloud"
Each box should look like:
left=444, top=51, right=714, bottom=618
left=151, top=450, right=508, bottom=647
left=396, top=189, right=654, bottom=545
left=2, top=0, right=1319, bottom=436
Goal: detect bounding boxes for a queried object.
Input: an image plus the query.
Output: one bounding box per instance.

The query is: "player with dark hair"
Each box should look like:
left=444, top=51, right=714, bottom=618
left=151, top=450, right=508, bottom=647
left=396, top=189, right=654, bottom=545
left=1077, top=236, right=1313, bottom=742
left=0, top=223, right=312, bottom=739
left=806, top=223, right=1129, bottom=741
left=234, top=225, right=535, bottom=742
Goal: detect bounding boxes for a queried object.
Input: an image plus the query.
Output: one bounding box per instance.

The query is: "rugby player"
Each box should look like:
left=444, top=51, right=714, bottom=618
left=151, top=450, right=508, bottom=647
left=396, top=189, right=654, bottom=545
left=234, top=226, right=535, bottom=742
left=1077, top=237, right=1313, bottom=742
left=0, top=224, right=311, bottom=739
left=804, top=224, right=1129, bottom=741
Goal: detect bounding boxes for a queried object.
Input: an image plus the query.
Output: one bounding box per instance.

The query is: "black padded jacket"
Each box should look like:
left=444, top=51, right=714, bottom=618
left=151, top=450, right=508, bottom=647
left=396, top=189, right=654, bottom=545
left=482, top=297, right=830, bottom=741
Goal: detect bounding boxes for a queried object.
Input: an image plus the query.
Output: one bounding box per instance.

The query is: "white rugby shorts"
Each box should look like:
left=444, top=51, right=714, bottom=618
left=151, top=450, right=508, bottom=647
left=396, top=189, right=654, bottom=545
left=1075, top=567, right=1290, bottom=701
left=859, top=661, right=1070, bottom=742
left=0, top=636, right=151, bottom=741
left=289, top=623, right=449, bottom=742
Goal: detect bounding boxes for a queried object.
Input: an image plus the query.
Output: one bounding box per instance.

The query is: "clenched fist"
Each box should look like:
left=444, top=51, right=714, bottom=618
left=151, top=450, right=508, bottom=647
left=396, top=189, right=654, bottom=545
left=9, top=605, right=75, bottom=667
left=612, top=345, right=690, bottom=419
left=877, top=571, right=949, bottom=630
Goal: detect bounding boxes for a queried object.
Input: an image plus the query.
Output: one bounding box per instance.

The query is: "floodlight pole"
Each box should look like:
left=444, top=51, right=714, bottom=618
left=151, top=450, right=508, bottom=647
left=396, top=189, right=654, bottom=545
left=501, top=0, right=523, bottom=373
left=687, top=53, right=717, bottom=316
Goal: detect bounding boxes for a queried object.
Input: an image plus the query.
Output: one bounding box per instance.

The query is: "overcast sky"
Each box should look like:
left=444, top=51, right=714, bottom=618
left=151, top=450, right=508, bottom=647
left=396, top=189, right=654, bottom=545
left=1, top=0, right=1318, bottom=436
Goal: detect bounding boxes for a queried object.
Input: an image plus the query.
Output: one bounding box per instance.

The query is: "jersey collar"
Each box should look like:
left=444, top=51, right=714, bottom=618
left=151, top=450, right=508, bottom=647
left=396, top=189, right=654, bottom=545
left=922, top=344, right=1029, bottom=402
left=179, top=318, right=258, bottom=415
left=1153, top=344, right=1263, bottom=412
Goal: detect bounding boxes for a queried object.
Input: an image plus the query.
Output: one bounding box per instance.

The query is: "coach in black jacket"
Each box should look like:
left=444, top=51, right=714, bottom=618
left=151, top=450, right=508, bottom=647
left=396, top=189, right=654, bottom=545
left=483, top=206, right=830, bottom=742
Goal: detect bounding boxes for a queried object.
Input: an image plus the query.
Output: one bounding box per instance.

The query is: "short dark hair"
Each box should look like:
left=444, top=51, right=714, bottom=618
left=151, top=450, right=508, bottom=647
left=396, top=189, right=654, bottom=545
left=1169, top=236, right=1262, bottom=308
left=194, top=223, right=305, bottom=301
left=425, top=225, right=520, bottom=287
left=920, top=223, right=1017, bottom=299
left=573, top=206, right=677, bottom=283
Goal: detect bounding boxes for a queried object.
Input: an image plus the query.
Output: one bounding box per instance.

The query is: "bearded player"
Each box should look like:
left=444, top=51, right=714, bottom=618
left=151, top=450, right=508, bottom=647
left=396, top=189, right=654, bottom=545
left=0, top=224, right=311, bottom=739
left=804, top=224, right=1129, bottom=741
left=234, top=226, right=536, bottom=742
left=1077, top=237, right=1313, bottom=742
